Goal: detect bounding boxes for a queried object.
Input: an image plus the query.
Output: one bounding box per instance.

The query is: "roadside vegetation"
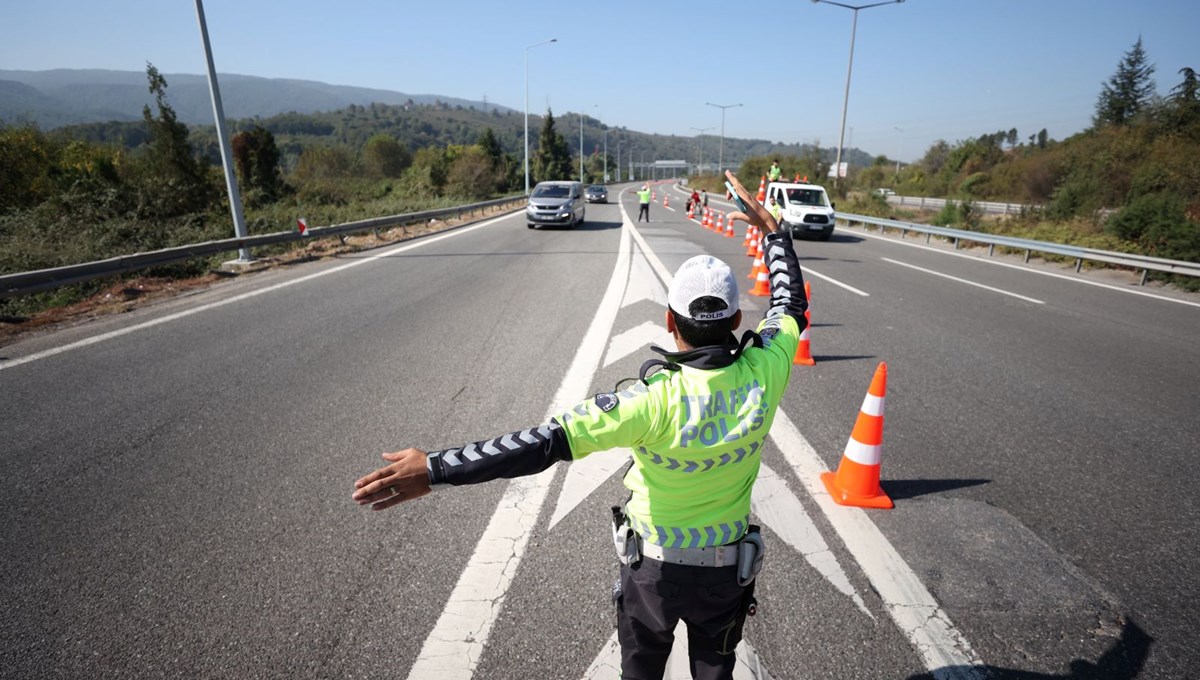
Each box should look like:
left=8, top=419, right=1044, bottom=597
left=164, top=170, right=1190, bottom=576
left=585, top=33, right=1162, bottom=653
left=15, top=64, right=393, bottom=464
left=2, top=38, right=1197, bottom=322
left=703, top=39, right=1198, bottom=289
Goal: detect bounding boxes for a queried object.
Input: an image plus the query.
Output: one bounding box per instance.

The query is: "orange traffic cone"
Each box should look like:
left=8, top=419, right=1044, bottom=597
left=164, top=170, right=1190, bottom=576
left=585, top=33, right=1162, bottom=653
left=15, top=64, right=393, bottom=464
left=687, top=205, right=694, bottom=220
left=702, top=209, right=711, bottom=229
left=792, top=324, right=815, bottom=365
left=748, top=241, right=764, bottom=279
left=664, top=194, right=669, bottom=208
left=821, top=363, right=893, bottom=509
left=725, top=215, right=735, bottom=238
left=749, top=264, right=770, bottom=297
left=745, top=226, right=759, bottom=257
left=805, top=279, right=812, bottom=304
left=742, top=223, right=755, bottom=248
left=756, top=176, right=767, bottom=203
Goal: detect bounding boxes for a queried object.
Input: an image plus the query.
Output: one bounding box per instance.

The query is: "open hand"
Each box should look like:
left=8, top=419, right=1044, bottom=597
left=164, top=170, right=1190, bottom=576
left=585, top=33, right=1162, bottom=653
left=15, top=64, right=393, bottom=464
left=724, top=170, right=780, bottom=235
left=352, top=448, right=432, bottom=510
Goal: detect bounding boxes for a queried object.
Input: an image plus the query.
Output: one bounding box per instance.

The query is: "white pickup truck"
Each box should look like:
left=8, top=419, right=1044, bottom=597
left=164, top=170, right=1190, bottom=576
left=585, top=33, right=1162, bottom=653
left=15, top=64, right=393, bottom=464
left=765, top=182, right=836, bottom=241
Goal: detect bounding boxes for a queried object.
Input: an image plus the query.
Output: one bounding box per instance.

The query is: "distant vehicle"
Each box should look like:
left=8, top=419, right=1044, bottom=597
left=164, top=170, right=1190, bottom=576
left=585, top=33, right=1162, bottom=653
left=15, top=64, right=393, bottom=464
left=527, top=181, right=585, bottom=229
left=584, top=185, right=608, bottom=203
left=873, top=188, right=895, bottom=197
left=766, top=181, right=836, bottom=241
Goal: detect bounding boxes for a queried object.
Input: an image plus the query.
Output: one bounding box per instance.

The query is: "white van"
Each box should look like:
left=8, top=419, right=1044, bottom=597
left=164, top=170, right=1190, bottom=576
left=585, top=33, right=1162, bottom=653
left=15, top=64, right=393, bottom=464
left=766, top=182, right=836, bottom=241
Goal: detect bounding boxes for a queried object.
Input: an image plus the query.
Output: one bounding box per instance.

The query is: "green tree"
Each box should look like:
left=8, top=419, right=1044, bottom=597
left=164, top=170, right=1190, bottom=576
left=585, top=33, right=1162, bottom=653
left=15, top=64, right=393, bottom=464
left=362, top=133, right=412, bottom=178
left=1171, top=67, right=1199, bottom=102
left=1095, top=37, right=1157, bottom=126
left=0, top=125, right=55, bottom=213
left=231, top=125, right=281, bottom=200
left=135, top=63, right=213, bottom=217
left=533, top=110, right=572, bottom=183
left=446, top=146, right=501, bottom=200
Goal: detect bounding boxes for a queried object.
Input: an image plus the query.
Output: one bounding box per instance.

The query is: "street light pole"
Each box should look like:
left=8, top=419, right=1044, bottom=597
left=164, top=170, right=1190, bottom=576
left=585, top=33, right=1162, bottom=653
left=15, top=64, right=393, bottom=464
left=524, top=38, right=557, bottom=195
left=579, top=111, right=584, bottom=181
left=616, top=138, right=622, bottom=183
left=690, top=126, right=713, bottom=175
left=194, top=0, right=250, bottom=262
left=812, top=0, right=905, bottom=186
left=594, top=104, right=608, bottom=183
left=705, top=102, right=743, bottom=173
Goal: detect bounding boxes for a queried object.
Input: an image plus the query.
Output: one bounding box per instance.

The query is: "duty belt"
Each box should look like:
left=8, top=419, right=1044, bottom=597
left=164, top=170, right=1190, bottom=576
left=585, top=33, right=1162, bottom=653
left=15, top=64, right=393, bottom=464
left=639, top=539, right=739, bottom=567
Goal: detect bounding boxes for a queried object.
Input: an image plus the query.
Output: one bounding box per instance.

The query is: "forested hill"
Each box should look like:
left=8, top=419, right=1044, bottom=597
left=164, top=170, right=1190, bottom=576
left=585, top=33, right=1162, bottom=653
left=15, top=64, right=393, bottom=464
left=0, top=68, right=512, bottom=129
left=4, top=69, right=871, bottom=172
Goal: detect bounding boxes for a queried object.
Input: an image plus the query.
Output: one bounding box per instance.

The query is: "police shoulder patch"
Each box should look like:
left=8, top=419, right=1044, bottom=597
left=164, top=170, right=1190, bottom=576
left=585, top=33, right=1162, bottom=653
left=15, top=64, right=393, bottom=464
left=594, top=392, right=619, bottom=413
left=760, top=327, right=780, bottom=341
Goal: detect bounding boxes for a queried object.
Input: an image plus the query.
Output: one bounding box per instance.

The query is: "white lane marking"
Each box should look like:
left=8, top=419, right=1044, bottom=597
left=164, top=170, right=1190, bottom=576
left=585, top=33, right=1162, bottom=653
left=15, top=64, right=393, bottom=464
left=621, top=249, right=669, bottom=309
left=628, top=219, right=983, bottom=678
left=882, top=257, right=1045, bottom=304
left=753, top=463, right=872, bottom=618
left=405, top=210, right=633, bottom=680
left=802, top=265, right=870, bottom=297
left=850, top=226, right=1200, bottom=308
left=769, top=409, right=985, bottom=679
left=603, top=320, right=672, bottom=368
left=0, top=213, right=516, bottom=372
left=548, top=449, right=630, bottom=530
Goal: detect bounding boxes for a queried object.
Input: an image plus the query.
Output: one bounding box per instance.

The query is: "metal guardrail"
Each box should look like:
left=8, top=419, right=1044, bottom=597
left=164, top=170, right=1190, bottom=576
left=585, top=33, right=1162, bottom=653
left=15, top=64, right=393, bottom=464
left=885, top=195, right=1037, bottom=216
left=0, top=196, right=526, bottom=300
left=837, top=212, right=1200, bottom=285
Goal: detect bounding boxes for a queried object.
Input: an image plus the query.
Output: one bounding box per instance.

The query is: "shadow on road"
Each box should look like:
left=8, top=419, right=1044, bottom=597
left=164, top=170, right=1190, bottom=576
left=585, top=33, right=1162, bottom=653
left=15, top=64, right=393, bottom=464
left=531, top=219, right=621, bottom=231
left=907, top=619, right=1152, bottom=680
left=810, top=354, right=875, bottom=363
left=882, top=478, right=990, bottom=501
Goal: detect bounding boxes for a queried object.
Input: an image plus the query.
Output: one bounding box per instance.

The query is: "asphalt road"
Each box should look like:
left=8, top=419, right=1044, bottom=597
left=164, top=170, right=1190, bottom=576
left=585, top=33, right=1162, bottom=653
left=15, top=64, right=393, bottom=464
left=2, top=183, right=1196, bottom=679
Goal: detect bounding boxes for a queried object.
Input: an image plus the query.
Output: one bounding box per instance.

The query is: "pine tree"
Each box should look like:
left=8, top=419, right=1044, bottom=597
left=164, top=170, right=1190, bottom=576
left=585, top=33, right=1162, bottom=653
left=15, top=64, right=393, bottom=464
left=533, top=110, right=572, bottom=183
left=1094, top=37, right=1157, bottom=126
left=139, top=63, right=213, bottom=216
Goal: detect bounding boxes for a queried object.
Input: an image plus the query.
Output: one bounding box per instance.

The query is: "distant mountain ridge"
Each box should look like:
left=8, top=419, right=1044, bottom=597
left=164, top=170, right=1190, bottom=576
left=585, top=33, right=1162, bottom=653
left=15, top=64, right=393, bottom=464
left=0, top=68, right=513, bottom=129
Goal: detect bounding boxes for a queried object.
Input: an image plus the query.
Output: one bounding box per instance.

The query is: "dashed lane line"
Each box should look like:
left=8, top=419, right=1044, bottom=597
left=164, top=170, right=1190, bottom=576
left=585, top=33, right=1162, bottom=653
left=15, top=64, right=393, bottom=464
left=883, top=256, right=1045, bottom=304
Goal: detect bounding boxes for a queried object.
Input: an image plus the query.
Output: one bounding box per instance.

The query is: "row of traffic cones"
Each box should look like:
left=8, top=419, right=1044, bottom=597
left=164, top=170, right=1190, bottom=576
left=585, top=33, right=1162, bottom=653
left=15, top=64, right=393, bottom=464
left=681, top=186, right=892, bottom=510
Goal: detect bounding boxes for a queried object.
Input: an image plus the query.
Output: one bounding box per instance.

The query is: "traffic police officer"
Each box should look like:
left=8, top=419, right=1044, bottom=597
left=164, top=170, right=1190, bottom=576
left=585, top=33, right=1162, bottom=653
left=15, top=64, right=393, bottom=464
left=352, top=171, right=809, bottom=680
left=768, top=196, right=783, bottom=224
left=638, top=184, right=652, bottom=222
left=768, top=159, right=783, bottom=183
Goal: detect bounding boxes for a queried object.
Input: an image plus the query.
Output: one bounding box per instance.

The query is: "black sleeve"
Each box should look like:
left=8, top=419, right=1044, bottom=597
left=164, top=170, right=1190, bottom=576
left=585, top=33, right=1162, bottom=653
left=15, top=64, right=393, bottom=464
left=425, top=418, right=573, bottom=487
left=761, top=232, right=809, bottom=333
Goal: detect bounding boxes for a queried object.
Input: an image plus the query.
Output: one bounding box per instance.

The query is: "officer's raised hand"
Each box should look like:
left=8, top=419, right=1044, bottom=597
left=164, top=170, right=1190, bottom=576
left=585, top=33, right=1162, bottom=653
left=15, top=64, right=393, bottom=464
left=724, top=170, right=780, bottom=235
left=352, top=448, right=431, bottom=510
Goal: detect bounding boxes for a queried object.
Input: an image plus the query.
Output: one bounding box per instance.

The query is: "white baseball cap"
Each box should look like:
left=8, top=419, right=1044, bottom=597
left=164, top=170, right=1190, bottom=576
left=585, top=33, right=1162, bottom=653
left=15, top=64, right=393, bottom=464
left=668, top=255, right=739, bottom=321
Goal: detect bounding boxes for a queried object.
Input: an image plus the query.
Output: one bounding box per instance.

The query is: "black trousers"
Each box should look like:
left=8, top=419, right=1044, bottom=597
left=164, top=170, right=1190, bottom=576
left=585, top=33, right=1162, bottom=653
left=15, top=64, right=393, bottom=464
left=616, top=559, right=748, bottom=680
left=638, top=203, right=650, bottom=221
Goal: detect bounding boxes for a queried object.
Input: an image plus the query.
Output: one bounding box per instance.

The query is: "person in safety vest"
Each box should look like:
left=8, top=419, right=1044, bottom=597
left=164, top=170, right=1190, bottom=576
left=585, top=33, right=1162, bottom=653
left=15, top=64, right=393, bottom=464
left=352, top=170, right=808, bottom=680
left=768, top=195, right=782, bottom=223
left=768, top=159, right=782, bottom=182
left=637, top=184, right=652, bottom=222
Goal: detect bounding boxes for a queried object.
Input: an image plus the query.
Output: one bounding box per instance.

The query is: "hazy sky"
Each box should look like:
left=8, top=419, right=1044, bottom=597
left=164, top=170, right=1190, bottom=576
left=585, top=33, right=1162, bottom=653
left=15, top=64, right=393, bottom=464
left=2, top=0, right=1196, bottom=161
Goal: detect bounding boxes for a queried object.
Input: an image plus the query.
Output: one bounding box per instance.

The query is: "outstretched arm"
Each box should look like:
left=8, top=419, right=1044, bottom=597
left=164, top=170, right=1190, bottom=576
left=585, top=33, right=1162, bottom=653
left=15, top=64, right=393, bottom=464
left=352, top=420, right=572, bottom=510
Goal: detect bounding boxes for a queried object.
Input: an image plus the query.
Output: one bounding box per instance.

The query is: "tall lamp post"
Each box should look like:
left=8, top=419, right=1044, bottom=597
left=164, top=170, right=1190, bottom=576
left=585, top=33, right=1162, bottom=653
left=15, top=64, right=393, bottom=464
left=594, top=104, right=608, bottom=183
left=524, top=38, right=557, bottom=195
left=811, top=0, right=905, bottom=186
left=194, top=0, right=250, bottom=262
left=579, top=111, right=585, bottom=181
left=705, top=102, right=742, bottom=173
left=690, top=126, right=713, bottom=175
left=616, top=138, right=622, bottom=183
